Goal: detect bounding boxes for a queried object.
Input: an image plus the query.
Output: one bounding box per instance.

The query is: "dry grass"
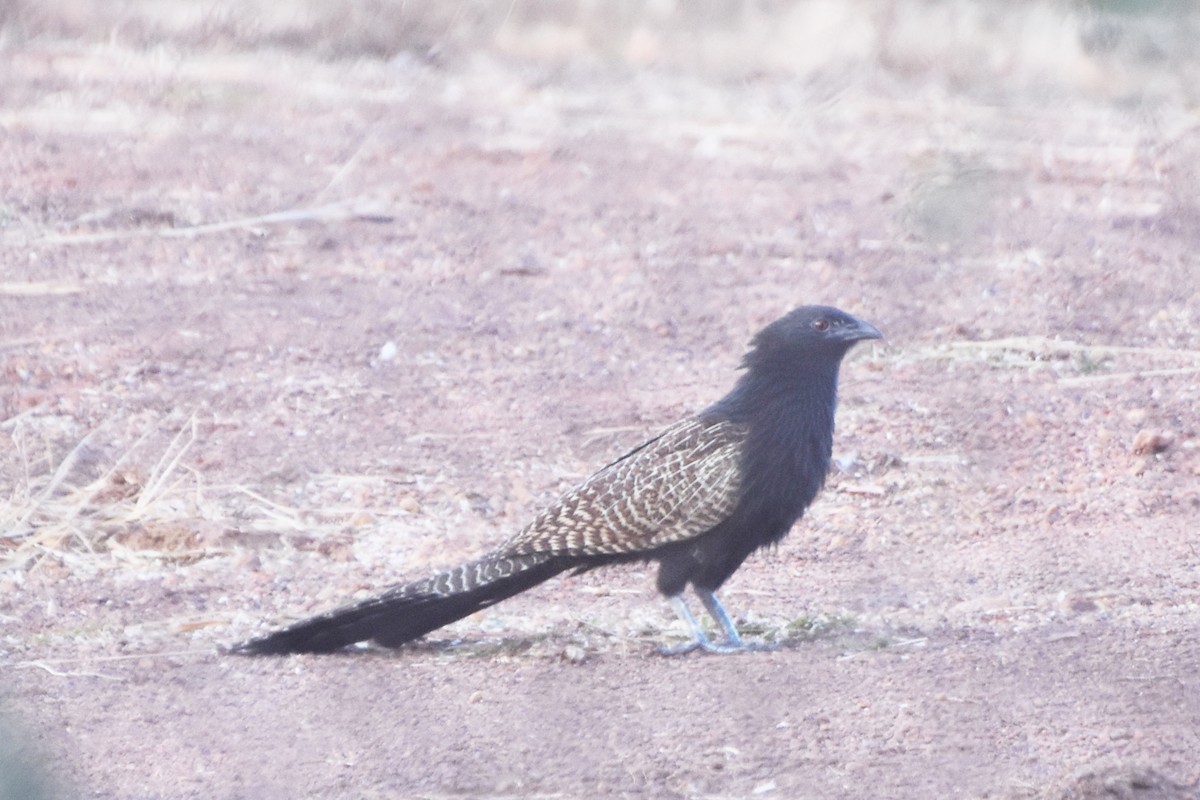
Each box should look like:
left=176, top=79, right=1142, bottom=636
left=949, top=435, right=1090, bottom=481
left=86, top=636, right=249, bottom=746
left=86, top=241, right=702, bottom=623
left=877, top=333, right=1200, bottom=387
left=1, top=0, right=1198, bottom=92
left=0, top=412, right=454, bottom=585
left=10, top=197, right=396, bottom=246
left=1, top=416, right=206, bottom=570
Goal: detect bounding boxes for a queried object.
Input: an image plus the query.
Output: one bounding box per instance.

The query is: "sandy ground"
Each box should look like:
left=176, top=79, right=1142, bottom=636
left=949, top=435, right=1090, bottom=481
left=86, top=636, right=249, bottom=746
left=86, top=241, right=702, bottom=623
left=2, top=4, right=1200, bottom=798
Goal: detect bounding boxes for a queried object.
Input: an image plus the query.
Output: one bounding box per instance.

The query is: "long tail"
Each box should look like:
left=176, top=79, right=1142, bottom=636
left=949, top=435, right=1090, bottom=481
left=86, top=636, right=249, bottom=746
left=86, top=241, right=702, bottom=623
left=230, top=552, right=570, bottom=655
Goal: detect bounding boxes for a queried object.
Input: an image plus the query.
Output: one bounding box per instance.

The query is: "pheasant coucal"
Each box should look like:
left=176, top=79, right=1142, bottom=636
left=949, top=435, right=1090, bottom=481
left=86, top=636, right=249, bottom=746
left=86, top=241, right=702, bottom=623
left=231, top=306, right=881, bottom=655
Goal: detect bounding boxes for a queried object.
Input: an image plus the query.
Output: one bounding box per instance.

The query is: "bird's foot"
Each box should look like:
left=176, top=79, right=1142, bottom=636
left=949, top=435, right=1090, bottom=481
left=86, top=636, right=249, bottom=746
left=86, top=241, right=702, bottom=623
left=660, top=593, right=778, bottom=654
left=656, top=632, right=778, bottom=656
left=657, top=637, right=707, bottom=656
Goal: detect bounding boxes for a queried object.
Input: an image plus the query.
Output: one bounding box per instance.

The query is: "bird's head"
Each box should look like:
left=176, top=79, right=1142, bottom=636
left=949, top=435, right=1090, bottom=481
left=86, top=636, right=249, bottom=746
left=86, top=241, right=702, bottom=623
left=745, top=306, right=882, bottom=369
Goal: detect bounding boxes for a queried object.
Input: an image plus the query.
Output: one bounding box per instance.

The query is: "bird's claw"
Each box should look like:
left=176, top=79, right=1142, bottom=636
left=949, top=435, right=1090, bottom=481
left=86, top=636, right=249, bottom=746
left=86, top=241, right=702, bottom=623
left=661, top=592, right=779, bottom=654
left=656, top=634, right=778, bottom=656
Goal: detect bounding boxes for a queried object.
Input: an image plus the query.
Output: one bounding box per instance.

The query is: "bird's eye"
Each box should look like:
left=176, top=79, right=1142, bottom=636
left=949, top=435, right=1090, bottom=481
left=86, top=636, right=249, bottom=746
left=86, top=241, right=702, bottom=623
left=812, top=318, right=830, bottom=332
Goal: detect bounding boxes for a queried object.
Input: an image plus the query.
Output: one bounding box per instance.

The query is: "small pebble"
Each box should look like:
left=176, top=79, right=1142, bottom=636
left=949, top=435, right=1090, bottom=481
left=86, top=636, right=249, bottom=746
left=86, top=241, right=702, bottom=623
left=1132, top=429, right=1173, bottom=455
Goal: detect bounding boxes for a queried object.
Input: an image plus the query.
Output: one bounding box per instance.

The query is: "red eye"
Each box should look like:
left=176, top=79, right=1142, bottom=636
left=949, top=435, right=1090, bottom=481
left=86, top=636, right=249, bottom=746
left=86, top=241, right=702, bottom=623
left=812, top=318, right=830, bottom=332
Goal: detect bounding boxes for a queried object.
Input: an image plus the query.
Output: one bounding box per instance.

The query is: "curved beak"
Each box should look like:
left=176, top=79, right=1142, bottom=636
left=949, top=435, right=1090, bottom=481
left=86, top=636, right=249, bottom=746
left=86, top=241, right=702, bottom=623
left=840, top=315, right=883, bottom=343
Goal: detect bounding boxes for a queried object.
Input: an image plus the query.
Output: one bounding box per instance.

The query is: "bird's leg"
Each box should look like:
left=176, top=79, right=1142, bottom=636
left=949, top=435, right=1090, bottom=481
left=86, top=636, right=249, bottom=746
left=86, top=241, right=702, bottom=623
left=696, top=588, right=779, bottom=652
left=658, top=595, right=711, bottom=655
left=658, top=593, right=752, bottom=655
left=694, top=588, right=744, bottom=647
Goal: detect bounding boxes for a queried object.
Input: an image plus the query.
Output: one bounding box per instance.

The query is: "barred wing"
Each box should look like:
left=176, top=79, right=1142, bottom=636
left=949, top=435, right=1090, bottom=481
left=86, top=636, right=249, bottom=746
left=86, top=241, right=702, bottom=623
left=507, top=417, right=747, bottom=556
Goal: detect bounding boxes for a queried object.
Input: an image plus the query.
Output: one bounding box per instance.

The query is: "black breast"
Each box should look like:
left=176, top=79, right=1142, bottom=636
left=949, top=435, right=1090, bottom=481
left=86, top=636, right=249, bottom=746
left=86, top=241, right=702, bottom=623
left=655, top=359, right=840, bottom=595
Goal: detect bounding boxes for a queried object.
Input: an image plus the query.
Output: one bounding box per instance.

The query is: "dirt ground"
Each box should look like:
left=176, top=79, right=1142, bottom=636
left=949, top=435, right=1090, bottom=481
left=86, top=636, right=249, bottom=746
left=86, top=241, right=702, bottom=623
left=2, top=3, right=1200, bottom=799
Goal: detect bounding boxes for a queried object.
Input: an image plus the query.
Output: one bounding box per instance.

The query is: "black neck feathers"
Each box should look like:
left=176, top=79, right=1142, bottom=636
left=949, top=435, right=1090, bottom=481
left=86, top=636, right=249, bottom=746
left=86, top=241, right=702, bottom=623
left=701, top=305, right=878, bottom=542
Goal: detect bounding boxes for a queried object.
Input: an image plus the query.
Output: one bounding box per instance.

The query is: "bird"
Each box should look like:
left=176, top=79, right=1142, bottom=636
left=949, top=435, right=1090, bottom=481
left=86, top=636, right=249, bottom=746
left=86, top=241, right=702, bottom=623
left=230, top=305, right=881, bottom=656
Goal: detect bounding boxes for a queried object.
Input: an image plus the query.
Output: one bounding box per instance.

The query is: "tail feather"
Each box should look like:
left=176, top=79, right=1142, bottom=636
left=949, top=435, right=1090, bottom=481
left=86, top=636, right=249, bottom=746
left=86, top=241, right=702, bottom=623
left=231, top=553, right=569, bottom=655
